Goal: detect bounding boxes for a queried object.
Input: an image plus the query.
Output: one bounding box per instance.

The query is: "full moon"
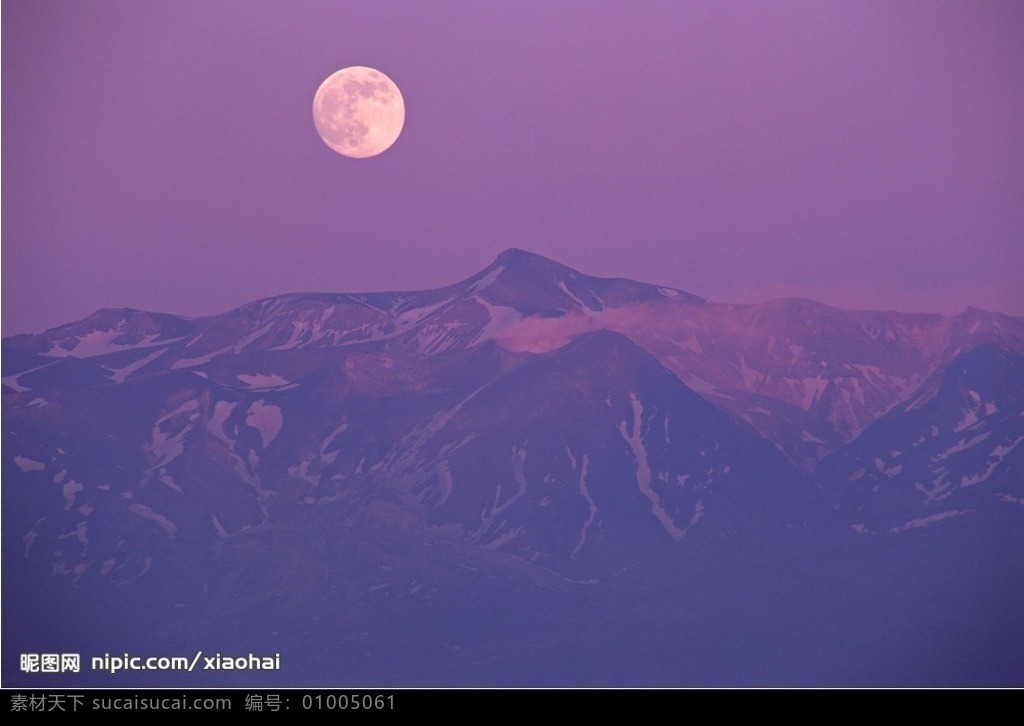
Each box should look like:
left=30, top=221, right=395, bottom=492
left=312, top=66, right=405, bottom=159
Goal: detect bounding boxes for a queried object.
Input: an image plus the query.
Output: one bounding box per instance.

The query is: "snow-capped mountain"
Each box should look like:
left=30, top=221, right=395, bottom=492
left=4, top=249, right=1022, bottom=686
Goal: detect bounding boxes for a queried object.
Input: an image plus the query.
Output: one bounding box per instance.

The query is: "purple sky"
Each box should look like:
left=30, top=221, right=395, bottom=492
left=3, top=1, right=1023, bottom=335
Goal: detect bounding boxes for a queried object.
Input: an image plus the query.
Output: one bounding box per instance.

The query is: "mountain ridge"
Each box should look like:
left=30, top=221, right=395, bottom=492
left=6, top=249, right=1024, bottom=470
left=4, top=248, right=1023, bottom=686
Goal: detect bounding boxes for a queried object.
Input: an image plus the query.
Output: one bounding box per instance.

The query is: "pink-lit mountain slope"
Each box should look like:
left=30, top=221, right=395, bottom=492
left=7, top=248, right=1022, bottom=472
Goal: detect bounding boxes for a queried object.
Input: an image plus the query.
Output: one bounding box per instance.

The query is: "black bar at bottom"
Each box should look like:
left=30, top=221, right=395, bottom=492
left=1, top=687, right=1016, bottom=713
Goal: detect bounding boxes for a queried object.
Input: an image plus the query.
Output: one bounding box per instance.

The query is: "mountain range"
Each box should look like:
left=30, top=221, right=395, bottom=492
left=4, top=248, right=1022, bottom=686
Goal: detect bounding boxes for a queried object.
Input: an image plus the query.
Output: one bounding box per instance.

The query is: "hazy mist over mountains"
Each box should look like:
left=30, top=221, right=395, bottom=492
left=4, top=249, right=1022, bottom=686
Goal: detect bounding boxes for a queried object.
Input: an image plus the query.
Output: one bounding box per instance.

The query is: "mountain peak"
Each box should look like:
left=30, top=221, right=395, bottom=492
left=494, top=247, right=543, bottom=264
left=488, top=247, right=577, bottom=277
left=468, top=247, right=700, bottom=315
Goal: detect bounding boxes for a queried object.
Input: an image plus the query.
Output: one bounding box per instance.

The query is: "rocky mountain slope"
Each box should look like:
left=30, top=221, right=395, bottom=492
left=4, top=249, right=1022, bottom=686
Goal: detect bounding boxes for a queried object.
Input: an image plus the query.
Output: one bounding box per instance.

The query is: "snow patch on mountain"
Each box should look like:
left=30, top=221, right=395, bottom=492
left=22, top=520, right=44, bottom=557
left=873, top=458, right=903, bottom=477
left=289, top=460, right=322, bottom=490
left=148, top=400, right=200, bottom=468
left=414, top=319, right=471, bottom=354
left=159, top=473, right=184, bottom=494
left=799, top=378, right=832, bottom=409
left=425, top=384, right=490, bottom=435
left=3, top=375, right=31, bottom=392
left=959, top=436, right=1024, bottom=487
left=246, top=400, right=283, bottom=447
left=207, top=401, right=237, bottom=442
left=468, top=265, right=505, bottom=295
left=210, top=514, right=231, bottom=538
left=619, top=394, right=684, bottom=541
left=62, top=480, right=84, bottom=510
left=955, top=407, right=980, bottom=432
left=15, top=456, right=46, bottom=472
left=172, top=346, right=233, bottom=368
left=237, top=373, right=291, bottom=389
left=319, top=422, right=349, bottom=463
left=233, top=323, right=275, bottom=353
left=129, top=503, right=178, bottom=536
left=274, top=321, right=313, bottom=349
left=45, top=331, right=170, bottom=358
left=680, top=500, right=705, bottom=537
left=507, top=447, right=530, bottom=511
left=916, top=474, right=954, bottom=503
left=393, top=295, right=458, bottom=331
left=890, top=510, right=967, bottom=533
left=570, top=452, right=595, bottom=559
left=556, top=281, right=592, bottom=311
left=468, top=297, right=523, bottom=345
left=936, top=433, right=990, bottom=460
left=485, top=526, right=524, bottom=550
left=435, top=460, right=454, bottom=506
left=108, top=348, right=168, bottom=382
left=472, top=446, right=531, bottom=543
left=58, top=521, right=89, bottom=547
